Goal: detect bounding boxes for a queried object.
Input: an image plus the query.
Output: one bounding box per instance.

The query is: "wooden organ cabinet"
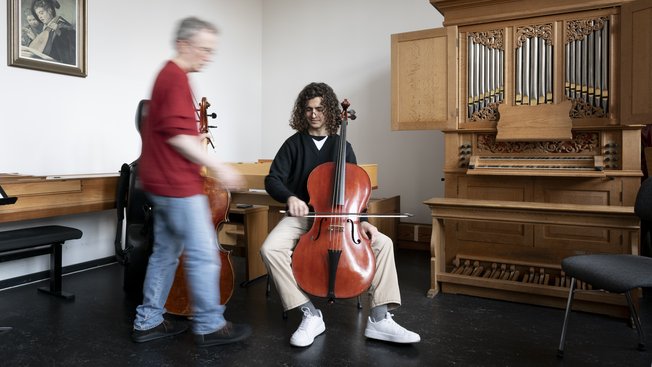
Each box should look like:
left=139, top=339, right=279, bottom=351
left=392, top=0, right=652, bottom=317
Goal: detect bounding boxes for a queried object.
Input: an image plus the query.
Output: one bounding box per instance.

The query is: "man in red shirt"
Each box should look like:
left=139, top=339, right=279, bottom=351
left=132, top=17, right=250, bottom=347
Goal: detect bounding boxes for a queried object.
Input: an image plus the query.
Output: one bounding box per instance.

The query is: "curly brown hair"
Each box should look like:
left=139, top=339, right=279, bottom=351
left=289, top=82, right=342, bottom=135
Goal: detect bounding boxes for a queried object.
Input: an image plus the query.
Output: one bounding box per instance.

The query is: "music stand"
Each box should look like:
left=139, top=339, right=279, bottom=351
left=0, top=183, right=17, bottom=334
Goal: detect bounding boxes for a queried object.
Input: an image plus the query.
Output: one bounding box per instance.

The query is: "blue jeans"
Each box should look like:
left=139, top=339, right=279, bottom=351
left=133, top=193, right=226, bottom=334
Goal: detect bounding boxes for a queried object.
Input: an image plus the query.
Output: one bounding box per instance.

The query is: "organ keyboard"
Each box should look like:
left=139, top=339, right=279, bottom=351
left=467, top=155, right=605, bottom=176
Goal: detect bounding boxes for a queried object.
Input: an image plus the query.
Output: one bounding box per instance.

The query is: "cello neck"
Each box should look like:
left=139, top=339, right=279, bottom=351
left=333, top=99, right=352, bottom=206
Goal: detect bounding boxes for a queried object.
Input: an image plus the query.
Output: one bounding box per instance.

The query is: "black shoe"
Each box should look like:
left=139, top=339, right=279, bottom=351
left=132, top=319, right=188, bottom=343
left=195, top=322, right=252, bottom=347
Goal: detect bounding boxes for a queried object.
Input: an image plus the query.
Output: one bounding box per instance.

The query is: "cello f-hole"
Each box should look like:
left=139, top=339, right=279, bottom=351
left=347, top=218, right=361, bottom=244
left=311, top=218, right=325, bottom=241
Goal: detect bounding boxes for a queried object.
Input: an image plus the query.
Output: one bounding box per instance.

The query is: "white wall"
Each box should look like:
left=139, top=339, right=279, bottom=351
left=261, top=0, right=444, bottom=224
left=0, top=0, right=263, bottom=281
left=0, top=0, right=262, bottom=174
left=0, top=0, right=444, bottom=282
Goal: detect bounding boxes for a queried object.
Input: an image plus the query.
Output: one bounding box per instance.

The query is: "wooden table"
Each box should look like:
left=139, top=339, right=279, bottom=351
left=218, top=204, right=269, bottom=283
left=0, top=174, right=118, bottom=223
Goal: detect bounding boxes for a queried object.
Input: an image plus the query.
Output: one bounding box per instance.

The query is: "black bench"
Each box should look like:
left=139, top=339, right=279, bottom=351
left=0, top=225, right=82, bottom=300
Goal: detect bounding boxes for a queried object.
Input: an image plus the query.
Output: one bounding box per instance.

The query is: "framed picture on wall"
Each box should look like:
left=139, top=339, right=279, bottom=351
left=7, top=0, right=87, bottom=77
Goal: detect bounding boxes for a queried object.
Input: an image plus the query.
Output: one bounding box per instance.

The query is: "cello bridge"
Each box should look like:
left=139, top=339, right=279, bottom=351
left=328, top=225, right=345, bottom=232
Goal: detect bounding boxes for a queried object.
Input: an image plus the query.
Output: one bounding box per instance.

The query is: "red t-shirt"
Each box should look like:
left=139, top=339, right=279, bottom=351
left=139, top=61, right=204, bottom=197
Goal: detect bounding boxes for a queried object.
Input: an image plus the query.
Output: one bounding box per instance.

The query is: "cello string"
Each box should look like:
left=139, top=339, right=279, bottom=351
left=335, top=104, right=348, bottom=252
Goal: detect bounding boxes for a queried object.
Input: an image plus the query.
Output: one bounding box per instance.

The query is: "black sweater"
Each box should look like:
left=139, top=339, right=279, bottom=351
left=265, top=132, right=357, bottom=205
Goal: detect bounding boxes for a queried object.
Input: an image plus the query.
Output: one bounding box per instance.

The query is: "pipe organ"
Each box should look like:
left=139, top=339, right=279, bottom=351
left=514, top=24, right=553, bottom=107
left=565, top=17, right=610, bottom=114
left=467, top=30, right=505, bottom=120
left=392, top=0, right=652, bottom=316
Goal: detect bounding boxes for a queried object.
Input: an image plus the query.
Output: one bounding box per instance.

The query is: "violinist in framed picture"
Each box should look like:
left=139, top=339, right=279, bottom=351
left=27, top=0, right=76, bottom=65
left=260, top=82, right=420, bottom=347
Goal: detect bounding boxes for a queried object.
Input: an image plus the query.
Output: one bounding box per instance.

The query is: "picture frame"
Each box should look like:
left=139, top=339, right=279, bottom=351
left=7, top=0, right=87, bottom=77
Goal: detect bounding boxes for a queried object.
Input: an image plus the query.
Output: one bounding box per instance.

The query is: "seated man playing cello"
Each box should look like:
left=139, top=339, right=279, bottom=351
left=260, top=82, right=420, bottom=347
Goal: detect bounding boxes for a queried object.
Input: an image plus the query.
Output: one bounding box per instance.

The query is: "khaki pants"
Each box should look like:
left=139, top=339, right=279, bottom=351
left=260, top=216, right=402, bottom=311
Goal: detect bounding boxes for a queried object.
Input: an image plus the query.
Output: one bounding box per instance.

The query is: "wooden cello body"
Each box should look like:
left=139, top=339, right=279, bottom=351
left=291, top=99, right=376, bottom=301
left=164, top=98, right=235, bottom=315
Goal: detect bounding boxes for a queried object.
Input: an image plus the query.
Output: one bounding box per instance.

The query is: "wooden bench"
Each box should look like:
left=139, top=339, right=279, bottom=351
left=0, top=225, right=82, bottom=300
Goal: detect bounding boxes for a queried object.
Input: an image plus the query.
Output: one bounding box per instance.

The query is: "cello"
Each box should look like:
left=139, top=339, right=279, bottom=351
left=164, top=97, right=235, bottom=315
left=291, top=99, right=376, bottom=302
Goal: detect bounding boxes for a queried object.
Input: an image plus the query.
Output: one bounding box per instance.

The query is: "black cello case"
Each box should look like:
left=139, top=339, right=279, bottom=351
left=114, top=100, right=152, bottom=302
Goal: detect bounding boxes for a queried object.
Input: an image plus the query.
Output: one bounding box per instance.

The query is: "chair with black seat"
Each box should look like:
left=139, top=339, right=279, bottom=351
left=557, top=254, right=652, bottom=356
left=637, top=177, right=652, bottom=257
left=557, top=177, right=652, bottom=357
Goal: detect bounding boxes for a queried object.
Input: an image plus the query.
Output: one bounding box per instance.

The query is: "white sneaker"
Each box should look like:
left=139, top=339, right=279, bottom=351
left=364, top=312, right=420, bottom=343
left=290, top=307, right=326, bottom=347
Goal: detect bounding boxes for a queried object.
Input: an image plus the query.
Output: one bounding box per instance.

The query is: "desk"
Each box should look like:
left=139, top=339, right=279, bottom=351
left=231, top=190, right=286, bottom=234
left=0, top=174, right=118, bottom=223
left=228, top=162, right=378, bottom=190
left=424, top=197, right=640, bottom=317
left=218, top=204, right=268, bottom=283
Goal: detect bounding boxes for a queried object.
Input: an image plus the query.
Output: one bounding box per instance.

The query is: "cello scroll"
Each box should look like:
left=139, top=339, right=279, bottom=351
left=198, top=97, right=218, bottom=148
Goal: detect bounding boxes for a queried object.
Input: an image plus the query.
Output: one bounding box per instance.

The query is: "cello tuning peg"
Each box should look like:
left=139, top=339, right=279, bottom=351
left=208, top=112, right=217, bottom=119
left=347, top=109, right=357, bottom=120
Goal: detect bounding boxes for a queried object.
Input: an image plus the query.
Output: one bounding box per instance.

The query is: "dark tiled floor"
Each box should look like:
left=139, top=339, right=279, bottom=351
left=1, top=249, right=651, bottom=366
